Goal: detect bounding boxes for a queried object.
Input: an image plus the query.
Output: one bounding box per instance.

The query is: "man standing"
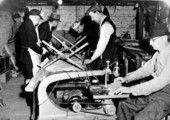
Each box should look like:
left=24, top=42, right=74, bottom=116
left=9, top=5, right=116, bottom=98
left=19, top=9, right=46, bottom=80
left=12, top=13, right=22, bottom=71
left=113, top=23, right=170, bottom=120
left=38, top=12, right=61, bottom=43
left=84, top=5, right=117, bottom=70
left=18, top=9, right=47, bottom=119
left=38, top=12, right=61, bottom=61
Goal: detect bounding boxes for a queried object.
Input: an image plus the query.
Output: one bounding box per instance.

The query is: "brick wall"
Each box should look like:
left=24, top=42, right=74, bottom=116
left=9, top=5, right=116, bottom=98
left=28, top=5, right=137, bottom=39
left=0, top=5, right=136, bottom=55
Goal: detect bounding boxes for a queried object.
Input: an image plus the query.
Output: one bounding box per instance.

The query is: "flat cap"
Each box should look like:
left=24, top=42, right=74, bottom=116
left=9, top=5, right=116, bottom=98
left=49, top=12, right=61, bottom=21
left=29, top=9, right=43, bottom=19
left=13, top=13, right=20, bottom=19
left=85, top=5, right=102, bottom=16
left=149, top=23, right=169, bottom=38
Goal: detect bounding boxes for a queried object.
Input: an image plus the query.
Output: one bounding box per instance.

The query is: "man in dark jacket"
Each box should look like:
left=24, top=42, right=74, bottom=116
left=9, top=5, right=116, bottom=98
left=38, top=12, right=61, bottom=43
left=19, top=9, right=46, bottom=80
left=18, top=9, right=47, bottom=119
left=38, top=12, right=61, bottom=61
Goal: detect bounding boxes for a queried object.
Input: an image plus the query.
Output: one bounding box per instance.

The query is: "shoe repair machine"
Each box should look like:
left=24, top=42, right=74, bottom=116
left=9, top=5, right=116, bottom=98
left=25, top=35, right=129, bottom=120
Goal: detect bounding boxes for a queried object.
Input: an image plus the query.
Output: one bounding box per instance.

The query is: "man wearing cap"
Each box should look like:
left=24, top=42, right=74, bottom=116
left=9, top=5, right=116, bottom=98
left=38, top=12, right=61, bottom=61
left=18, top=9, right=47, bottom=119
left=84, top=4, right=117, bottom=70
left=19, top=9, right=45, bottom=79
left=112, top=23, right=170, bottom=120
left=39, top=12, right=61, bottom=43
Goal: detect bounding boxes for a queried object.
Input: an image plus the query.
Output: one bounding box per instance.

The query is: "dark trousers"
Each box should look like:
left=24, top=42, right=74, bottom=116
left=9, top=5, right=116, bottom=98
left=20, top=62, right=34, bottom=119
left=20, top=62, right=33, bottom=80
left=116, top=84, right=170, bottom=120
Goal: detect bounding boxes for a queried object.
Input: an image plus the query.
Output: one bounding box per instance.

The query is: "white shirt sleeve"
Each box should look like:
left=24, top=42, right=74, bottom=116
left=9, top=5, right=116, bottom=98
left=131, top=53, right=170, bottom=96
left=91, top=22, right=114, bottom=61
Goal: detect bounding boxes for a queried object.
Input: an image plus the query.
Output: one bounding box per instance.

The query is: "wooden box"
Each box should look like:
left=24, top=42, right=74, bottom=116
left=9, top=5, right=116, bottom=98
left=0, top=70, right=11, bottom=83
left=0, top=55, right=10, bottom=74
left=0, top=55, right=11, bottom=83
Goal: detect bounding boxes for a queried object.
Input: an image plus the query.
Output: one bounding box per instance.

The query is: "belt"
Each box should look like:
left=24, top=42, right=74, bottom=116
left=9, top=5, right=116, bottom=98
left=21, top=46, right=29, bottom=49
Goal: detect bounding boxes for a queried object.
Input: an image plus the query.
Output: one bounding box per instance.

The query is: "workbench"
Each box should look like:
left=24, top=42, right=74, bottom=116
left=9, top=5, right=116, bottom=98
left=115, top=38, right=151, bottom=75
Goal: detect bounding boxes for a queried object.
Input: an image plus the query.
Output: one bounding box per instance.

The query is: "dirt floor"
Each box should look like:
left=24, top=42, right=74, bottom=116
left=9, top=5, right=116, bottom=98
left=0, top=73, right=31, bottom=120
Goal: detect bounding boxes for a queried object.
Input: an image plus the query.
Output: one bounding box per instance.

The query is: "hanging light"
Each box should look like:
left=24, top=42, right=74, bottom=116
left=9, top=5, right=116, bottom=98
left=58, top=0, right=63, bottom=5
left=163, top=0, right=170, bottom=7
left=0, top=0, right=3, bottom=4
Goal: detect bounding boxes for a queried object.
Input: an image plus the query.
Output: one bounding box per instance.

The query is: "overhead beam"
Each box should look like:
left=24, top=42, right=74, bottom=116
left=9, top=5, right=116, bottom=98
left=18, top=0, right=161, bottom=6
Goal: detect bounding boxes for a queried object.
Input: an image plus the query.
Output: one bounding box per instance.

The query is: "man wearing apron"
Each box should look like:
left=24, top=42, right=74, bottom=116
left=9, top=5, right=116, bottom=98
left=18, top=9, right=46, bottom=119
left=19, top=9, right=46, bottom=80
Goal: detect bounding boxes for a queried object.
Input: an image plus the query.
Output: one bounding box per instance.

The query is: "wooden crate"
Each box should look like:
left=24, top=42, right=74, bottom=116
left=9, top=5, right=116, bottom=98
left=0, top=70, right=11, bottom=83
left=0, top=55, right=11, bottom=83
left=0, top=55, right=10, bottom=74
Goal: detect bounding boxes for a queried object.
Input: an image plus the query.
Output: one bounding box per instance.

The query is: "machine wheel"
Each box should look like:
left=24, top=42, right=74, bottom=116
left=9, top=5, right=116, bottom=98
left=71, top=101, right=82, bottom=113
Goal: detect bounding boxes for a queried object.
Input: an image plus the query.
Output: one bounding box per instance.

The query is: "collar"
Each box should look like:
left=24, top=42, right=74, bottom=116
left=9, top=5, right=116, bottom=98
left=99, top=15, right=107, bottom=28
left=49, top=21, right=52, bottom=31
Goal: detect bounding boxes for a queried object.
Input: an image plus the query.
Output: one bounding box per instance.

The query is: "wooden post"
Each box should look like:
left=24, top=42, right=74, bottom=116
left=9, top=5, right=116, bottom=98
left=136, top=2, right=144, bottom=40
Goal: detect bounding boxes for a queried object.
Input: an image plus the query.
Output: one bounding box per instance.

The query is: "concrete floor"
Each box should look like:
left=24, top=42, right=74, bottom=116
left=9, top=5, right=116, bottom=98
left=0, top=73, right=31, bottom=120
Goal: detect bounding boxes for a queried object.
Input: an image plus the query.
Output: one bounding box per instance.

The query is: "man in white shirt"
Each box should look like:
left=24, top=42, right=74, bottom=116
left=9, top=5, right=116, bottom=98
left=84, top=5, right=117, bottom=70
left=113, top=23, right=170, bottom=120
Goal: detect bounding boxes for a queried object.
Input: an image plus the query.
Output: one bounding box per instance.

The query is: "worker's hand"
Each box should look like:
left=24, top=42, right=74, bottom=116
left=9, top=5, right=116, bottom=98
left=108, top=80, right=122, bottom=94
left=83, top=59, right=93, bottom=65
left=42, top=47, right=48, bottom=54
left=114, top=77, right=127, bottom=83
left=72, top=21, right=80, bottom=30
left=114, top=86, right=132, bottom=95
